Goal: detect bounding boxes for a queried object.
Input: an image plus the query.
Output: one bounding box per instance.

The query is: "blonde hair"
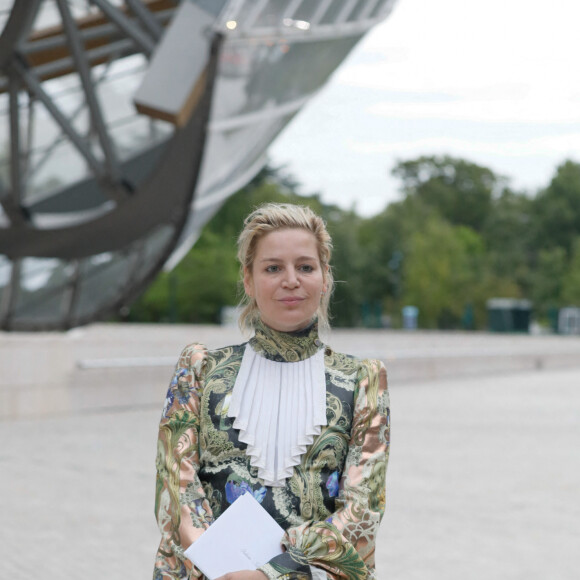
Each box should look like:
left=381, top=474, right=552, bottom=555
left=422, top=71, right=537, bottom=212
left=237, top=203, right=334, bottom=333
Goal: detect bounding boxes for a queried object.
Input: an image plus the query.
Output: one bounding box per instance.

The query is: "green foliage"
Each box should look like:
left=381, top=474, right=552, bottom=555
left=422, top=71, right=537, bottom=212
left=128, top=229, right=239, bottom=324
left=562, top=238, right=580, bottom=305
left=530, top=246, right=567, bottom=318
left=533, top=160, right=580, bottom=254
left=481, top=187, right=535, bottom=294
left=324, top=209, right=366, bottom=326
left=127, top=156, right=580, bottom=330
left=400, top=215, right=483, bottom=328
left=392, top=155, right=501, bottom=231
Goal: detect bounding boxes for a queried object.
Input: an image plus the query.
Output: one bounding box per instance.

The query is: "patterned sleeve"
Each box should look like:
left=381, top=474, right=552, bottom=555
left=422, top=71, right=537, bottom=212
left=154, top=343, right=215, bottom=579
left=259, top=359, right=390, bottom=580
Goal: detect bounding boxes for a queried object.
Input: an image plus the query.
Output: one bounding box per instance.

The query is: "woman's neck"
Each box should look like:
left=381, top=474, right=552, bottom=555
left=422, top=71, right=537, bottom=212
left=249, top=318, right=322, bottom=362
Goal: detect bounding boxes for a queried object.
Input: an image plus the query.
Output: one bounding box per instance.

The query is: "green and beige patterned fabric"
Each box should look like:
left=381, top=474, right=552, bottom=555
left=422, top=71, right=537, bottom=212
left=154, top=320, right=390, bottom=579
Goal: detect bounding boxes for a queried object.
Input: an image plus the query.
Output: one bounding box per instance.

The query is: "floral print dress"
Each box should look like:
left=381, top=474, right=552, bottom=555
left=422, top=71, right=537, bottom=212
left=154, top=320, right=390, bottom=580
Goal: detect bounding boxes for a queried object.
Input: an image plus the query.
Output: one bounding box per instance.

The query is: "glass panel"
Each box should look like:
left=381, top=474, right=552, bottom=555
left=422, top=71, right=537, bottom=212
left=26, top=137, right=95, bottom=205
left=349, top=0, right=372, bottom=21
left=73, top=250, right=133, bottom=321
left=128, top=224, right=175, bottom=286
left=191, top=0, right=228, bottom=17
left=93, top=56, right=149, bottom=128
left=12, top=257, right=69, bottom=323
left=293, top=2, right=322, bottom=23
left=0, top=161, right=8, bottom=194
left=254, top=0, right=287, bottom=27
left=21, top=82, right=94, bottom=205
left=170, top=203, right=223, bottom=269
left=108, top=116, right=172, bottom=163
left=0, top=255, right=10, bottom=307
left=369, top=0, right=392, bottom=19
left=319, top=0, right=351, bottom=24
left=0, top=205, right=8, bottom=227
left=214, top=35, right=360, bottom=119
left=42, top=75, right=91, bottom=137
left=94, top=55, right=172, bottom=163
left=33, top=1, right=65, bottom=32
left=32, top=0, right=126, bottom=32
left=199, top=112, right=292, bottom=197
left=140, top=225, right=175, bottom=270
left=0, top=92, right=11, bottom=191
left=0, top=1, right=15, bottom=40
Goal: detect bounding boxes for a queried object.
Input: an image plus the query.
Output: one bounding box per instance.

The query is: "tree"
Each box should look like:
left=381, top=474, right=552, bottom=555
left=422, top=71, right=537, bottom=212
left=324, top=209, right=366, bottom=326
left=533, top=160, right=580, bottom=254
left=401, top=214, right=484, bottom=328
left=128, top=155, right=580, bottom=330
left=392, top=155, right=503, bottom=232
left=561, top=238, right=580, bottom=306
left=529, top=246, right=567, bottom=318
left=481, top=187, right=535, bottom=295
left=128, top=228, right=239, bottom=323
left=359, top=195, right=439, bottom=303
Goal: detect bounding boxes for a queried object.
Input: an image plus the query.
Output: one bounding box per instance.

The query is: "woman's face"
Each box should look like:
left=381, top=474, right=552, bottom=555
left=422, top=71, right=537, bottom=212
left=244, top=228, right=326, bottom=332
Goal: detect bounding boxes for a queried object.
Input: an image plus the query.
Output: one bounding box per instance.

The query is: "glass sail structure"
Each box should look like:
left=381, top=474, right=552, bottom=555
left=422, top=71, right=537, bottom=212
left=0, top=0, right=397, bottom=330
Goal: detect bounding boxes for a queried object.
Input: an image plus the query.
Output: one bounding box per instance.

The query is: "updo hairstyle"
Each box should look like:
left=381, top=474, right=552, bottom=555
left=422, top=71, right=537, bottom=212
left=237, top=203, right=334, bottom=333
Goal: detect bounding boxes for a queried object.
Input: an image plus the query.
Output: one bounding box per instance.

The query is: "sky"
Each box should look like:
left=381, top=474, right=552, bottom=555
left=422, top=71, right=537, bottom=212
left=269, top=0, right=580, bottom=217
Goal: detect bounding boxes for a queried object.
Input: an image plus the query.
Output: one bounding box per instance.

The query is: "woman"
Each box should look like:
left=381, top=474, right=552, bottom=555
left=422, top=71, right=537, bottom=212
left=154, top=203, right=390, bottom=580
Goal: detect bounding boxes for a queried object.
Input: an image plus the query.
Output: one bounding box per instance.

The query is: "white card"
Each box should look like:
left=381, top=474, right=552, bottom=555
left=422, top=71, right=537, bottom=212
left=184, top=492, right=285, bottom=579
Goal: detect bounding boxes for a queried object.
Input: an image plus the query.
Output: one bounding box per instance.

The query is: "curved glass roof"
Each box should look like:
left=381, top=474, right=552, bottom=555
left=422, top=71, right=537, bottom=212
left=0, top=0, right=397, bottom=330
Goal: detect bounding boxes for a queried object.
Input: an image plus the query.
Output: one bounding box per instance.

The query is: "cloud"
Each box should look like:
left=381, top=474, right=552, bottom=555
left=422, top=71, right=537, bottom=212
left=339, top=0, right=580, bottom=101
left=367, top=98, right=580, bottom=124
left=349, top=133, right=580, bottom=158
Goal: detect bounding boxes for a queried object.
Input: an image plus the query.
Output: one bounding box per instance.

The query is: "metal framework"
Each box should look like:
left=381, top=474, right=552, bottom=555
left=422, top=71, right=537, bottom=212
left=0, top=0, right=397, bottom=330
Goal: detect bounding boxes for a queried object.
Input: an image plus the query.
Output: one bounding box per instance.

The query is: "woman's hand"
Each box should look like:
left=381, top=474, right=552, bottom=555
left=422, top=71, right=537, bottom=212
left=215, top=571, right=267, bottom=580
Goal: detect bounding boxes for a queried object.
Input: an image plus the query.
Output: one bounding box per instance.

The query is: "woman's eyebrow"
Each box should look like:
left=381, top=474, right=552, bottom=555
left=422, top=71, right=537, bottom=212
left=259, top=256, right=317, bottom=262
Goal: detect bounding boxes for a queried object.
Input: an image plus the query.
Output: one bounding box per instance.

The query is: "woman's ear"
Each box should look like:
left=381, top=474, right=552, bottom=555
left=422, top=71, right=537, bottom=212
left=243, top=267, right=253, bottom=298
left=322, top=265, right=330, bottom=293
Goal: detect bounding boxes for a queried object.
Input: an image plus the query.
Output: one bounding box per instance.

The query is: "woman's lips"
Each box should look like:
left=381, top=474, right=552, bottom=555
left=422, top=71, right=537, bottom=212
left=279, top=297, right=304, bottom=305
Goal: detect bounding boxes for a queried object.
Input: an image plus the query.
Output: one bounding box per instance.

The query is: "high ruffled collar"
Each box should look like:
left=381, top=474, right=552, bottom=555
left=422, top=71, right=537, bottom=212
left=249, top=318, right=323, bottom=362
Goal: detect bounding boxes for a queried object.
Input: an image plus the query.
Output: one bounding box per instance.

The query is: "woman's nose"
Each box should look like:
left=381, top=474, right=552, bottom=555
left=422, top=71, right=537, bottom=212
left=283, top=270, right=300, bottom=288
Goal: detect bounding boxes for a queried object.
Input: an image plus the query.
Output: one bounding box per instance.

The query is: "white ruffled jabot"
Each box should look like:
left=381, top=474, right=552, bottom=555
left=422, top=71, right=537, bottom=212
left=227, top=343, right=327, bottom=487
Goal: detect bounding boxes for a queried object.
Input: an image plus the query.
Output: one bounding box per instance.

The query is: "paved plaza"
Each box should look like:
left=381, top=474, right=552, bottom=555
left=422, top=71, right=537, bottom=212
left=1, top=325, right=579, bottom=579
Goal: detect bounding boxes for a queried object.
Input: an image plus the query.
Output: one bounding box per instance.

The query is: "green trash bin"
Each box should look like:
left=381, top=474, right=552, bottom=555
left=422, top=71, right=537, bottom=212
left=487, top=298, right=532, bottom=332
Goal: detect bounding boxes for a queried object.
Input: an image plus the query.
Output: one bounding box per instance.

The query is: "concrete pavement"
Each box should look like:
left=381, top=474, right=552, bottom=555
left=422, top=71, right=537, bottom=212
left=1, top=325, right=579, bottom=579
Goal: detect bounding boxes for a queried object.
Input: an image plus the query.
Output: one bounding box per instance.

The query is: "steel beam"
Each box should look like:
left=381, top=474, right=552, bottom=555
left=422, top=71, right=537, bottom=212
left=56, top=0, right=121, bottom=184
left=241, top=0, right=269, bottom=30
left=62, top=259, right=81, bottom=329
left=8, top=77, right=22, bottom=206
left=124, top=0, right=164, bottom=40
left=27, top=63, right=114, bottom=182
left=359, top=0, right=383, bottom=20
left=282, top=0, right=305, bottom=21
left=337, top=0, right=360, bottom=23
left=0, top=258, right=20, bottom=330
left=12, top=55, right=107, bottom=181
left=19, top=38, right=135, bottom=85
left=21, top=9, right=173, bottom=58
left=0, top=33, right=224, bottom=261
left=88, top=0, right=156, bottom=55
left=0, top=0, right=42, bottom=69
left=311, top=0, right=334, bottom=25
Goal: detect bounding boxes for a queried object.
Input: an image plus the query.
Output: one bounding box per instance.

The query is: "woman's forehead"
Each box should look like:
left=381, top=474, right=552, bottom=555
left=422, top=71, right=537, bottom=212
left=256, top=228, right=318, bottom=252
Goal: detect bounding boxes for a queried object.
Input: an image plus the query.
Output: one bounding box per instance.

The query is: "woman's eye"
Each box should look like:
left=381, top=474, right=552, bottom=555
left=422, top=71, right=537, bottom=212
left=299, top=264, right=314, bottom=272
left=266, top=265, right=280, bottom=273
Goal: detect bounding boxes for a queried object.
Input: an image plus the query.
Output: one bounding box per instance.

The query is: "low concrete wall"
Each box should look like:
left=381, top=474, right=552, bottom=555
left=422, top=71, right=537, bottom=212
left=0, top=324, right=242, bottom=420
left=2, top=323, right=580, bottom=420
